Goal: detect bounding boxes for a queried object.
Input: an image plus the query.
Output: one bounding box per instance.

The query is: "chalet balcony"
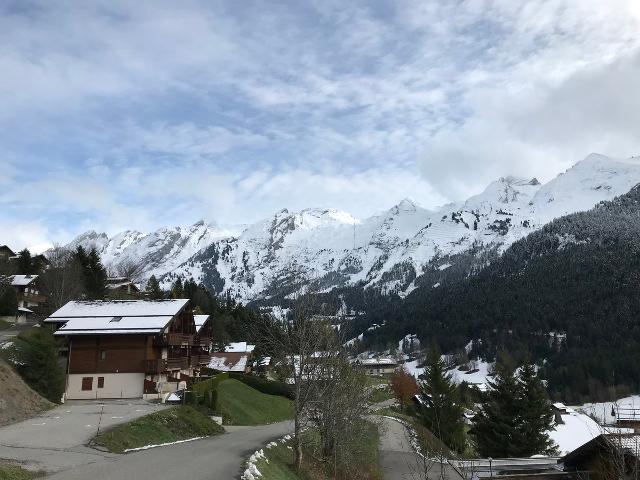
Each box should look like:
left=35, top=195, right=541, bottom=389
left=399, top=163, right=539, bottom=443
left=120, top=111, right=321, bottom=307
left=166, top=357, right=189, bottom=370
left=190, top=354, right=211, bottom=366
left=22, top=292, right=47, bottom=303
left=193, top=337, right=211, bottom=347
left=154, top=333, right=194, bottom=346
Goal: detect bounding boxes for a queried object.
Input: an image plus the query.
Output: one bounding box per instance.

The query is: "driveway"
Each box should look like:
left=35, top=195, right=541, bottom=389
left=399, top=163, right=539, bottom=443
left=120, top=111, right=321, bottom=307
left=0, top=399, right=167, bottom=473
left=378, top=416, right=463, bottom=480
left=47, top=421, right=294, bottom=480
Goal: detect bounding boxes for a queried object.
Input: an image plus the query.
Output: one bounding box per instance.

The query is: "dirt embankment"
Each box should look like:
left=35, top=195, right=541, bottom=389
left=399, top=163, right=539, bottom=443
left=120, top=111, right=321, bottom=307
left=0, top=358, right=53, bottom=426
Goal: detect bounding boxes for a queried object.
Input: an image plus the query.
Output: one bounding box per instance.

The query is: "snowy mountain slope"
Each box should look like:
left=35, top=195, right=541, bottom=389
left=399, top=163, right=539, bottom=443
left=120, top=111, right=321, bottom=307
left=65, top=154, right=640, bottom=301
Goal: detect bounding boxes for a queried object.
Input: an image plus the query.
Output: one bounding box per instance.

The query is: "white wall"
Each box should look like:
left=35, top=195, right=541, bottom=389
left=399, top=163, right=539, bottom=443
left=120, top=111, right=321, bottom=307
left=66, top=373, right=144, bottom=400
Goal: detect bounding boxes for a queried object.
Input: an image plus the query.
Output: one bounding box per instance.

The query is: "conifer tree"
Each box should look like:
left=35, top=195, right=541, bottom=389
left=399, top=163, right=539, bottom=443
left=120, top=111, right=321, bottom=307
left=419, top=344, right=466, bottom=452
left=146, top=275, right=164, bottom=300
left=471, top=360, right=523, bottom=457
left=11, top=328, right=65, bottom=403
left=516, top=363, right=558, bottom=456
left=16, top=249, right=35, bottom=274
left=0, top=281, right=17, bottom=315
left=171, top=278, right=184, bottom=298
left=85, top=248, right=107, bottom=299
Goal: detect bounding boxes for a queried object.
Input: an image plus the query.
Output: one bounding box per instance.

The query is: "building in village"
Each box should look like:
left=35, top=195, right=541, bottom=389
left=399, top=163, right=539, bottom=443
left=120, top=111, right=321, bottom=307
left=357, top=357, right=399, bottom=375
left=44, top=299, right=212, bottom=400
left=192, top=314, right=213, bottom=370
left=561, top=433, right=640, bottom=480
left=0, top=245, right=16, bottom=263
left=105, top=276, right=140, bottom=297
left=5, top=274, right=47, bottom=322
left=208, top=341, right=255, bottom=373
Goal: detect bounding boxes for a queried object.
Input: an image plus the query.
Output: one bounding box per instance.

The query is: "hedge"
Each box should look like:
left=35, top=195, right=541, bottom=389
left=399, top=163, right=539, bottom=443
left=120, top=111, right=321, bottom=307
left=190, top=373, right=228, bottom=410
left=228, top=373, right=292, bottom=399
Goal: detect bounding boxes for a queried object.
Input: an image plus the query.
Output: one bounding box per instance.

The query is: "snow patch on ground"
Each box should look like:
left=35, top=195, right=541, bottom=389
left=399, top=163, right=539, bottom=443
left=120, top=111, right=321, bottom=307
left=123, top=436, right=205, bottom=453
left=575, top=394, right=640, bottom=425
left=447, top=359, right=493, bottom=391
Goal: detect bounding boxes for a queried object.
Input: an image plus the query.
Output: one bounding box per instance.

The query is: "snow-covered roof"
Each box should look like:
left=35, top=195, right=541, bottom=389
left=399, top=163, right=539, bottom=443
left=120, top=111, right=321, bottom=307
left=194, top=314, right=210, bottom=333
left=47, top=299, right=189, bottom=318
left=550, top=410, right=603, bottom=455
left=17, top=307, right=34, bottom=313
left=208, top=352, right=248, bottom=372
left=53, top=315, right=174, bottom=336
left=10, top=275, right=38, bottom=286
left=47, top=299, right=190, bottom=336
left=360, top=357, right=398, bottom=366
left=224, top=342, right=255, bottom=353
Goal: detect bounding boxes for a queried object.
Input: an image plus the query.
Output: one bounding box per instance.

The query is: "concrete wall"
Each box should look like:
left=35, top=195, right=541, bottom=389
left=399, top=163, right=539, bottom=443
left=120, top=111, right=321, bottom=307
left=66, top=373, right=145, bottom=399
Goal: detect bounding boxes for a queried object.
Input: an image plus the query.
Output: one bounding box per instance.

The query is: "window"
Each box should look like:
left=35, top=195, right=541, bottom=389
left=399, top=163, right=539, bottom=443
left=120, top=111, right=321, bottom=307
left=81, top=377, right=93, bottom=391
left=97, top=377, right=104, bottom=388
left=100, top=350, right=106, bottom=361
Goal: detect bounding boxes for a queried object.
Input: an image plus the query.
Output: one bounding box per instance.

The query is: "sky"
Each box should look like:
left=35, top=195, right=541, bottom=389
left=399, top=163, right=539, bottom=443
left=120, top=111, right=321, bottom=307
left=1, top=0, right=639, bottom=252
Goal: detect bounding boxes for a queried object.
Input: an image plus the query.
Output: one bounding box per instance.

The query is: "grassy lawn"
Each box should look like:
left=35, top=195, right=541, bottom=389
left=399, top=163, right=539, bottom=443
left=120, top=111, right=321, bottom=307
left=92, top=405, right=224, bottom=453
left=0, top=319, right=12, bottom=330
left=216, top=379, right=293, bottom=426
left=249, top=422, right=381, bottom=480
left=364, top=375, right=391, bottom=387
left=0, top=463, right=37, bottom=480
left=368, top=386, right=394, bottom=403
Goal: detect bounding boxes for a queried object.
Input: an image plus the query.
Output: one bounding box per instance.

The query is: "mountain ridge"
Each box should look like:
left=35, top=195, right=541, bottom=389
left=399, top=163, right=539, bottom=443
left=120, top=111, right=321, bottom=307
left=64, top=154, right=640, bottom=302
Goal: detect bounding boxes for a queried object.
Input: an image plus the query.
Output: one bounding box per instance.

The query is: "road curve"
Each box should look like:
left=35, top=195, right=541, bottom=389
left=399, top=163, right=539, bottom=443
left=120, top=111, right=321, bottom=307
left=47, top=421, right=294, bottom=480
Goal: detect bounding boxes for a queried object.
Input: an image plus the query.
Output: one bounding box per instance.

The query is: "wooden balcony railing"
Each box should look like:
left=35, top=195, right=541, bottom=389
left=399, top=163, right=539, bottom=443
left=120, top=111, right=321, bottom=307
left=154, top=333, right=193, bottom=346
left=166, top=357, right=189, bottom=370
left=193, top=337, right=211, bottom=347
left=190, top=354, right=211, bottom=367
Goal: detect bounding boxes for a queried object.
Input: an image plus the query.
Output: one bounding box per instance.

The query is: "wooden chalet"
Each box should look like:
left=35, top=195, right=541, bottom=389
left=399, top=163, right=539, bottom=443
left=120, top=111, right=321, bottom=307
left=45, top=299, right=213, bottom=400
left=10, top=274, right=46, bottom=312
left=106, top=276, right=140, bottom=297
left=561, top=433, right=640, bottom=480
left=191, top=314, right=213, bottom=372
left=358, top=357, right=399, bottom=375
left=0, top=245, right=15, bottom=262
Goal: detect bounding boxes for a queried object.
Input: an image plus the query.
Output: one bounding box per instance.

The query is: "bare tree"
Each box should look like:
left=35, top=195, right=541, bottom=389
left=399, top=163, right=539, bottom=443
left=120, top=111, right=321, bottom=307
left=256, top=293, right=334, bottom=472
left=308, top=344, right=372, bottom=478
left=110, top=259, right=145, bottom=283
left=39, top=245, right=84, bottom=311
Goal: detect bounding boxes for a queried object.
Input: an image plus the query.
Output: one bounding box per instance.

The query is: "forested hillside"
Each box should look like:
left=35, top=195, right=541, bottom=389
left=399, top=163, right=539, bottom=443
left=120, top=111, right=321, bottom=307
left=364, top=185, right=640, bottom=402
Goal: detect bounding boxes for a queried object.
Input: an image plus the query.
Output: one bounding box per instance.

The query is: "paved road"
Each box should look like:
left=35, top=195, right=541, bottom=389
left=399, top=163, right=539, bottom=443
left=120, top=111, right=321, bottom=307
left=0, top=400, right=167, bottom=473
left=47, top=421, right=294, bottom=480
left=378, top=416, right=463, bottom=480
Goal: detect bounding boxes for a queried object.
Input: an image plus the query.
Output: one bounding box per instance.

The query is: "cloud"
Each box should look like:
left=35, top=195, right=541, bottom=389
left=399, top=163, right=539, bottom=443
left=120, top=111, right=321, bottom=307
left=0, top=0, right=639, bottom=247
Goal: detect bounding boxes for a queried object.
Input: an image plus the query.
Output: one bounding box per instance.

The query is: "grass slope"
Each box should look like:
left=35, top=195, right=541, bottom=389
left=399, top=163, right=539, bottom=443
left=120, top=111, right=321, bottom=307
left=251, top=423, right=381, bottom=480
left=92, top=405, right=223, bottom=453
left=0, top=463, right=36, bottom=480
left=0, top=319, right=11, bottom=330
left=0, top=359, right=53, bottom=427
left=217, top=379, right=293, bottom=426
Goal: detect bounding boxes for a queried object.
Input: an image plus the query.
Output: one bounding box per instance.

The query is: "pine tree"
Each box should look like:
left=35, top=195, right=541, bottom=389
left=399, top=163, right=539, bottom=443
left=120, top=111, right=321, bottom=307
left=0, top=282, right=17, bottom=315
left=146, top=275, right=164, bottom=300
left=516, top=363, right=558, bottom=456
left=171, top=278, right=184, bottom=298
left=16, top=249, right=35, bottom=274
left=419, top=344, right=466, bottom=452
left=85, top=248, right=107, bottom=299
left=11, top=328, right=65, bottom=403
left=471, top=361, right=523, bottom=457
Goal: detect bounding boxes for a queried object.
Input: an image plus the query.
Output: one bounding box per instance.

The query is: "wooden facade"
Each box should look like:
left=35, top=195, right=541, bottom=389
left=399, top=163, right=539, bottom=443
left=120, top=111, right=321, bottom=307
left=49, top=299, right=214, bottom=400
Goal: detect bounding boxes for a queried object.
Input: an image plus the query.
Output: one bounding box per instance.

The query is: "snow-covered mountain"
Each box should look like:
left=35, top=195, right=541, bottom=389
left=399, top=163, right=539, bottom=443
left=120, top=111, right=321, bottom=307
left=65, top=154, right=640, bottom=302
